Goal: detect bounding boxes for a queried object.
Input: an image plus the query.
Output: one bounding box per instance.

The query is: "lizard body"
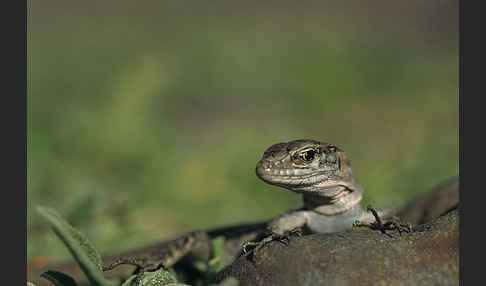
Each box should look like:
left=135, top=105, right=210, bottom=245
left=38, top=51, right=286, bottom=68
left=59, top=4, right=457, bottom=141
left=256, top=139, right=390, bottom=236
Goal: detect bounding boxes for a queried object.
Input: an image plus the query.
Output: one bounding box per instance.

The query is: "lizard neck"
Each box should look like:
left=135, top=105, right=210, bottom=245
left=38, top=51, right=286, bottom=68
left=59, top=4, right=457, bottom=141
left=302, top=185, right=363, bottom=215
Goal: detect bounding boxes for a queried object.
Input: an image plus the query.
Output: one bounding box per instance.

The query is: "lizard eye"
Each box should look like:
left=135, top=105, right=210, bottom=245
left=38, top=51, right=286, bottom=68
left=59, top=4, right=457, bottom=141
left=299, top=149, right=317, bottom=162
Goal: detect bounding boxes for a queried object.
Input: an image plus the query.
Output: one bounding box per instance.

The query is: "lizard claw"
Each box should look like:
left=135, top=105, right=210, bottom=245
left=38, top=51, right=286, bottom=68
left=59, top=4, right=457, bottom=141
left=242, top=234, right=277, bottom=255
left=383, top=220, right=412, bottom=236
left=242, top=228, right=303, bottom=255
left=354, top=206, right=413, bottom=238
left=242, top=241, right=259, bottom=254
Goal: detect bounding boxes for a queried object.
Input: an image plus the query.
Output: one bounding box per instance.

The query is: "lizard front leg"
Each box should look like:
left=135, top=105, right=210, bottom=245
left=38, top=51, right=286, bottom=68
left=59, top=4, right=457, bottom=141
left=242, top=210, right=308, bottom=253
left=267, top=210, right=309, bottom=236
left=353, top=205, right=412, bottom=237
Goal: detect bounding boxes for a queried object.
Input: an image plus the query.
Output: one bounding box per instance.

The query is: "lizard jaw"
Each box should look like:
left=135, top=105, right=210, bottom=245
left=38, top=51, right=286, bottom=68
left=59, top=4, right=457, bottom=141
left=255, top=161, right=333, bottom=193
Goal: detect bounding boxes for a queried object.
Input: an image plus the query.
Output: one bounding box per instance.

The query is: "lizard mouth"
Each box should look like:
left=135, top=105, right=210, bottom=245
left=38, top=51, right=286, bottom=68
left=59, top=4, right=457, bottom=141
left=256, top=166, right=320, bottom=180
left=255, top=160, right=329, bottom=188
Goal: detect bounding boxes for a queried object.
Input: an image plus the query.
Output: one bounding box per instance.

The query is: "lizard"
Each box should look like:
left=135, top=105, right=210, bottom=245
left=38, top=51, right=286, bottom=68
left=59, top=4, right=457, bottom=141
left=244, top=139, right=411, bottom=251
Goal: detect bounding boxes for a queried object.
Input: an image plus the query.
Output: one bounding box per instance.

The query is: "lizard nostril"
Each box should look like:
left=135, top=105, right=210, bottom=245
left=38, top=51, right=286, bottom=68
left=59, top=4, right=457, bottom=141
left=257, top=161, right=271, bottom=172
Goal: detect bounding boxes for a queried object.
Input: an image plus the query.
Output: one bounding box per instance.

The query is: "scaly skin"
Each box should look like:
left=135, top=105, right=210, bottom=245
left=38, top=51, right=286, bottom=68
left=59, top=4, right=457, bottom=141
left=255, top=139, right=390, bottom=236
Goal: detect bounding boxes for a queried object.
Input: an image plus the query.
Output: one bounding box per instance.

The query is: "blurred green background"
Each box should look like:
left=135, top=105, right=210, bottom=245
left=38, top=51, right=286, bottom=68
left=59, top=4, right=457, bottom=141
left=28, top=0, right=458, bottom=266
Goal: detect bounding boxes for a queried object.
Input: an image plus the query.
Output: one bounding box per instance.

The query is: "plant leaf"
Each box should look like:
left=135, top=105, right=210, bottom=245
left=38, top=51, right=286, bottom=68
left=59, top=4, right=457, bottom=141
left=121, top=269, right=184, bottom=286
left=211, top=236, right=225, bottom=259
left=40, top=270, right=77, bottom=286
left=206, top=236, right=226, bottom=274
left=36, top=206, right=116, bottom=286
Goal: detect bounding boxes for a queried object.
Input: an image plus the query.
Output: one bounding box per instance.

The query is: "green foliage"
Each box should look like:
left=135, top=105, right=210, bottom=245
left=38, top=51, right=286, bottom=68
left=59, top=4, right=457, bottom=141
left=122, top=270, right=186, bottom=286
left=37, top=206, right=115, bottom=286
left=40, top=270, right=77, bottom=286
left=208, top=236, right=226, bottom=274
left=193, top=236, right=227, bottom=282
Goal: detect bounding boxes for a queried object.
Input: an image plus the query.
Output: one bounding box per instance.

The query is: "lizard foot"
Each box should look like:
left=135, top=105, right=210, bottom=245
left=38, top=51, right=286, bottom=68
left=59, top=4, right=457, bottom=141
left=353, top=205, right=412, bottom=238
left=242, top=228, right=303, bottom=255
left=103, top=257, right=165, bottom=286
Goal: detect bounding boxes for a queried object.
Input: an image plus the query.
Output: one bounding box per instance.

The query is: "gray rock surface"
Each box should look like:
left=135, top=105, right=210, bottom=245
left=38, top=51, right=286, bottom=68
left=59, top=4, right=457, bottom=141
left=215, top=208, right=459, bottom=286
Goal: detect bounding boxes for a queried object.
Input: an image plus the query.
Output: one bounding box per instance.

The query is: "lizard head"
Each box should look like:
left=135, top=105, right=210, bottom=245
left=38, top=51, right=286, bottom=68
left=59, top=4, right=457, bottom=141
left=255, top=139, right=360, bottom=196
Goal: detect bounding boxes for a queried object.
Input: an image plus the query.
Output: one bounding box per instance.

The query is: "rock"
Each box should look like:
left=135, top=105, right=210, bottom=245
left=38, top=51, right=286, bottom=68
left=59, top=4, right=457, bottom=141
left=215, top=208, right=459, bottom=286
